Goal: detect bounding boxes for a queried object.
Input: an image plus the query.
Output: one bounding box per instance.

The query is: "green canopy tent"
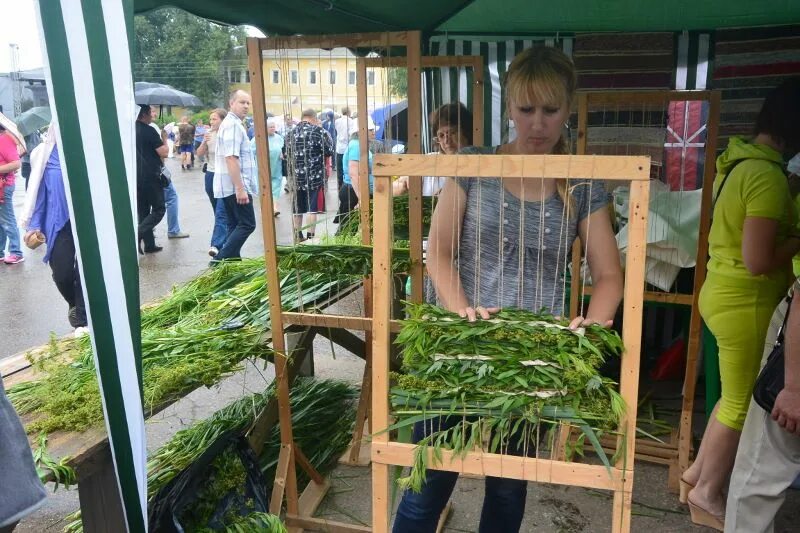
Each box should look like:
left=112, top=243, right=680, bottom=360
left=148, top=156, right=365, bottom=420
left=30, top=1, right=799, bottom=532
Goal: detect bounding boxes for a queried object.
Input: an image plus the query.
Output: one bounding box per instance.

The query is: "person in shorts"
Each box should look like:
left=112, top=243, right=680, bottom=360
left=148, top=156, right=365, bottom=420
left=285, top=108, right=333, bottom=241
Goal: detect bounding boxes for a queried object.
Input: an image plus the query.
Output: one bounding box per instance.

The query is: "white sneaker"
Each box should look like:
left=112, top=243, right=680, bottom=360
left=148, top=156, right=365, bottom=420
left=74, top=326, right=90, bottom=338
left=208, top=246, right=219, bottom=257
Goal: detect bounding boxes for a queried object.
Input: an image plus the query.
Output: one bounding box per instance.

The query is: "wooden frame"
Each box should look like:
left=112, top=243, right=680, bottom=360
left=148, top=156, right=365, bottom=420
left=247, top=31, right=423, bottom=531
left=371, top=153, right=651, bottom=532
left=345, top=54, right=485, bottom=465
left=568, top=90, right=721, bottom=490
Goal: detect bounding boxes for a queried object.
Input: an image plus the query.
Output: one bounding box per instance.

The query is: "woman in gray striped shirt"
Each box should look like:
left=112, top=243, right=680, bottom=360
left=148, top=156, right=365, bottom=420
left=393, top=46, right=623, bottom=533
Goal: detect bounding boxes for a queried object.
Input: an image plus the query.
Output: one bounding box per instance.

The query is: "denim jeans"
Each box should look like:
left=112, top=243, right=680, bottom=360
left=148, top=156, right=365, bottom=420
left=164, top=180, right=181, bottom=235
left=204, top=171, right=229, bottom=249
left=216, top=194, right=256, bottom=260
left=393, top=418, right=529, bottom=533
left=0, top=182, right=22, bottom=257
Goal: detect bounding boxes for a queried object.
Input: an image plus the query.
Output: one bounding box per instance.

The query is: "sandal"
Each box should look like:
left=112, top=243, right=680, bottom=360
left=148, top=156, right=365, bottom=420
left=687, top=495, right=724, bottom=532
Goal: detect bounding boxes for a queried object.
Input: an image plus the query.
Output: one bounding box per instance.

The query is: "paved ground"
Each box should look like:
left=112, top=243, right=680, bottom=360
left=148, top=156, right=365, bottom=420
left=4, top=156, right=800, bottom=532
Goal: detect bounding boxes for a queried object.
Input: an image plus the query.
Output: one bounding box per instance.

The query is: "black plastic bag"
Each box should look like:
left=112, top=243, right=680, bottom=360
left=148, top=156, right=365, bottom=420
left=148, top=430, right=270, bottom=532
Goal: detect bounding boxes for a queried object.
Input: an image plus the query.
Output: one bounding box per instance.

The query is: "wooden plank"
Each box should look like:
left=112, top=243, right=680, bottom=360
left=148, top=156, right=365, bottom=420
left=297, top=477, right=331, bottom=518
left=269, top=444, right=292, bottom=515
left=373, top=154, right=651, bottom=181
left=612, top=178, right=650, bottom=533
left=295, top=443, right=325, bottom=485
left=436, top=501, right=453, bottom=533
left=248, top=37, right=300, bottom=516
left=315, top=327, right=366, bottom=359
left=570, top=92, right=590, bottom=320
left=285, top=514, right=372, bottom=533
left=371, top=441, right=629, bottom=491
left=261, top=31, right=408, bottom=50
left=407, top=37, right=424, bottom=305
left=283, top=312, right=403, bottom=332
left=77, top=445, right=126, bottom=533
left=362, top=55, right=485, bottom=68
left=582, top=90, right=714, bottom=105
left=680, top=90, right=721, bottom=476
left=371, top=170, right=395, bottom=532
left=581, top=286, right=695, bottom=306
left=347, top=357, right=372, bottom=464
left=471, top=56, right=484, bottom=146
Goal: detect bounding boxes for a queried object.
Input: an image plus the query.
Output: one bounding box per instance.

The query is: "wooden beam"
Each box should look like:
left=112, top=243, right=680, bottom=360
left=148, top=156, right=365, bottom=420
left=680, top=90, right=722, bottom=475
left=283, top=312, right=402, bottom=332
left=269, top=444, right=292, bottom=515
left=569, top=92, right=590, bottom=320
left=581, top=286, right=695, bottom=306
left=371, top=441, right=630, bottom=491
left=260, top=32, right=409, bottom=50
left=297, top=478, right=331, bottom=519
left=373, top=154, right=651, bottom=181
left=407, top=34, right=424, bottom=305
left=471, top=56, right=484, bottom=146
left=612, top=178, right=650, bottom=533
left=285, top=515, right=372, bottom=533
left=315, top=327, right=367, bottom=359
left=362, top=55, right=484, bottom=68
left=247, top=36, right=300, bottom=516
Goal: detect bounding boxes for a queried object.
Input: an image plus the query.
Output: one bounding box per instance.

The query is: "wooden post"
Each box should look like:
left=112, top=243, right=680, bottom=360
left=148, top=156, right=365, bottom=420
left=407, top=32, right=424, bottom=304
left=471, top=57, right=485, bottom=146
left=569, top=92, right=589, bottom=320
left=246, top=35, right=299, bottom=516
left=371, top=172, right=394, bottom=533
left=679, top=90, right=721, bottom=474
left=612, top=178, right=650, bottom=532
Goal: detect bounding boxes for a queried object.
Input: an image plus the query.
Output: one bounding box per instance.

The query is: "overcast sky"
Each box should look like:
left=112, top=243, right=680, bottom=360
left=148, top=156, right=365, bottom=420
left=0, top=1, right=265, bottom=74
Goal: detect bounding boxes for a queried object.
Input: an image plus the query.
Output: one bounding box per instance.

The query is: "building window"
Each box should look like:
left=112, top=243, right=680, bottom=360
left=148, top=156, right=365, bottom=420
left=348, top=70, right=356, bottom=85
left=367, top=71, right=376, bottom=86
left=309, top=70, right=317, bottom=84
left=272, top=70, right=280, bottom=84
left=244, top=70, right=250, bottom=83
left=229, top=69, right=241, bottom=83
left=290, top=70, right=298, bottom=84
left=329, top=70, right=336, bottom=85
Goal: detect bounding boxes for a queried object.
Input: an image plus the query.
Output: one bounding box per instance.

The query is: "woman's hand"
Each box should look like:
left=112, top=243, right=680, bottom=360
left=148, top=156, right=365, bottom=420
left=569, top=316, right=613, bottom=330
left=456, top=306, right=500, bottom=322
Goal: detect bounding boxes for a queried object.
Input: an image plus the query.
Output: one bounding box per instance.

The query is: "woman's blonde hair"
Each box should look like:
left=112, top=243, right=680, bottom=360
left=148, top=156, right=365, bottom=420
left=504, top=47, right=577, bottom=209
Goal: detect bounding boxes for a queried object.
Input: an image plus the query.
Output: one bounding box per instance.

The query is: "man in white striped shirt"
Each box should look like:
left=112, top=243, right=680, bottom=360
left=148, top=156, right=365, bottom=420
left=211, top=90, right=257, bottom=263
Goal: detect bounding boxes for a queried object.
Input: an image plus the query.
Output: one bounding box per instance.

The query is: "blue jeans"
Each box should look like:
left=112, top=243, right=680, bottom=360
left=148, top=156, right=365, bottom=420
left=163, top=180, right=181, bottom=235
left=216, top=194, right=256, bottom=260
left=393, top=418, right=528, bottom=533
left=204, top=171, right=229, bottom=249
left=0, top=182, right=22, bottom=257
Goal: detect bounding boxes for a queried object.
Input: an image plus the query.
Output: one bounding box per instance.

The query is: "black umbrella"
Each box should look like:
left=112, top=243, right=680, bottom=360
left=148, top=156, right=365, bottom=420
left=134, top=82, right=202, bottom=107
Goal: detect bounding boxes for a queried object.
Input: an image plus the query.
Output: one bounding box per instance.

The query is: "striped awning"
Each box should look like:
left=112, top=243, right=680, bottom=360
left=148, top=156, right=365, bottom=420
left=34, top=1, right=147, bottom=531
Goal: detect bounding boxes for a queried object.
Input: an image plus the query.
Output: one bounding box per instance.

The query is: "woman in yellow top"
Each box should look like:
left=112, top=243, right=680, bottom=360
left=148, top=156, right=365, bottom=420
left=682, top=77, right=800, bottom=531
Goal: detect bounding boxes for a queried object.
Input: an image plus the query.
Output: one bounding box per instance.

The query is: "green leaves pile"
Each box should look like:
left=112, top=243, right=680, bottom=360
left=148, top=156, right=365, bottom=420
left=336, top=195, right=435, bottom=240
left=277, top=244, right=412, bottom=276
left=390, top=303, right=626, bottom=492
left=64, top=378, right=357, bottom=533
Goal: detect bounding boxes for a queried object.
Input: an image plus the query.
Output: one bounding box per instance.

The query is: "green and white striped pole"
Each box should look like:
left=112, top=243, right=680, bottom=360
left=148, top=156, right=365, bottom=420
left=34, top=0, right=147, bottom=531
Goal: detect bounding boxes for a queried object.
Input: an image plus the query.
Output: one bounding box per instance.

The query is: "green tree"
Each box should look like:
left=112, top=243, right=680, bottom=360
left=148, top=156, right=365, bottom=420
left=388, top=67, right=407, bottom=99
left=134, top=8, right=247, bottom=106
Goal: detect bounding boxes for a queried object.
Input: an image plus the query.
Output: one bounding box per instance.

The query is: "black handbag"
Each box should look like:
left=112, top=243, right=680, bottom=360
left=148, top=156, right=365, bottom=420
left=753, top=292, right=793, bottom=412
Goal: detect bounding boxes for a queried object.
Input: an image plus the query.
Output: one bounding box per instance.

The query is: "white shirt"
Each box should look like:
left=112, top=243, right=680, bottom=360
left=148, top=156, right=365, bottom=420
left=334, top=115, right=357, bottom=154
left=213, top=113, right=257, bottom=198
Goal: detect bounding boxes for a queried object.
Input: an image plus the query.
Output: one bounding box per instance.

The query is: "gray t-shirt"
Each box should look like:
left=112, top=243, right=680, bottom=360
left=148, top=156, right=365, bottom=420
left=436, top=145, right=609, bottom=315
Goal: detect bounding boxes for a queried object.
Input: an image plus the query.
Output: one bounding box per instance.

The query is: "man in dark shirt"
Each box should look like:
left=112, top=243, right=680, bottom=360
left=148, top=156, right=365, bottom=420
left=136, top=104, right=168, bottom=253
left=285, top=108, right=333, bottom=241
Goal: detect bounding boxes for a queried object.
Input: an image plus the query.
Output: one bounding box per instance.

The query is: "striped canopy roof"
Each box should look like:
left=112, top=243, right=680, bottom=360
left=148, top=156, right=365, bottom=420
left=134, top=0, right=800, bottom=35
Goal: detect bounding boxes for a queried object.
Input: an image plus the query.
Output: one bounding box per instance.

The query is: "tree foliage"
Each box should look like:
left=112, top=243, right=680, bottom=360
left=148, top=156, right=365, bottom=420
left=134, top=8, right=247, bottom=106
left=388, top=67, right=408, bottom=99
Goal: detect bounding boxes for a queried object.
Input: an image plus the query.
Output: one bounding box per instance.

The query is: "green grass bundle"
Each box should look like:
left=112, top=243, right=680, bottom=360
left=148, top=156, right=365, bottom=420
left=336, top=195, right=435, bottom=240
left=390, top=303, right=625, bottom=492
left=277, top=244, right=412, bottom=276
left=63, top=378, right=356, bottom=533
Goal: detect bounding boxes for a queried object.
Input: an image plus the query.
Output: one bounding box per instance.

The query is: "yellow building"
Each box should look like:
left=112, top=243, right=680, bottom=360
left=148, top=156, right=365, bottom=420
left=227, top=47, right=401, bottom=120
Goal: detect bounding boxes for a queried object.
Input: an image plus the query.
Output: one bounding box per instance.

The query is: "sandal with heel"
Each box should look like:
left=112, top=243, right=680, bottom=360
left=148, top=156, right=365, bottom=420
left=687, top=496, right=724, bottom=531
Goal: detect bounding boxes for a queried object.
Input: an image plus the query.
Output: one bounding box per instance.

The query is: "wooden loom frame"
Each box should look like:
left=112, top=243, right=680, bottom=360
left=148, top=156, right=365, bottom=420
left=567, top=90, right=721, bottom=490
left=370, top=153, right=651, bottom=532
left=246, top=31, right=423, bottom=532
left=341, top=53, right=485, bottom=465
